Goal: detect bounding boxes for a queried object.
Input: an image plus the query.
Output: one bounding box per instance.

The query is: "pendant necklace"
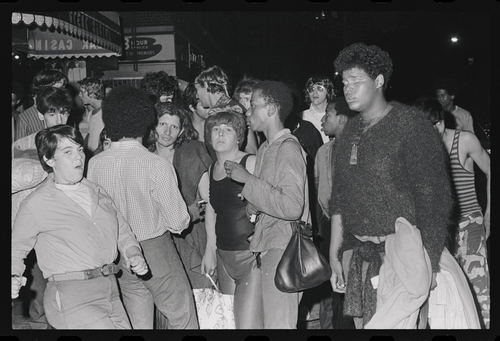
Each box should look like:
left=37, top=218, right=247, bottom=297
left=350, top=104, right=390, bottom=166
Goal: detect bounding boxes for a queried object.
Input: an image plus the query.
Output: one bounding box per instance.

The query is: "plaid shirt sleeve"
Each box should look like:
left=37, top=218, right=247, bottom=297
left=151, top=157, right=190, bottom=234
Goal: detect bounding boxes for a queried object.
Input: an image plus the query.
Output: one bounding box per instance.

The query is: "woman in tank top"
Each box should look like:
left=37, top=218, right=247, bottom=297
left=416, top=97, right=490, bottom=328
left=198, top=111, right=264, bottom=329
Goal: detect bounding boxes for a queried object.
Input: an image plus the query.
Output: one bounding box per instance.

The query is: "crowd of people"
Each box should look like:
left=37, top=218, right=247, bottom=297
left=11, top=42, right=490, bottom=330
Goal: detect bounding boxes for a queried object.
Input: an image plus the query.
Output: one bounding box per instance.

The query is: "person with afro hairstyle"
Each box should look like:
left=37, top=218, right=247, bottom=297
left=433, top=77, right=474, bottom=133
left=140, top=70, right=179, bottom=103
left=224, top=80, right=310, bottom=328
left=87, top=85, right=198, bottom=329
left=329, top=43, right=453, bottom=329
left=15, top=69, right=68, bottom=141
left=195, top=65, right=258, bottom=155
left=78, top=77, right=105, bottom=155
left=302, top=75, right=336, bottom=144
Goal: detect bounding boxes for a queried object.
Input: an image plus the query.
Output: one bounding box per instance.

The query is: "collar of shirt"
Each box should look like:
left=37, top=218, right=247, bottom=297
left=109, top=139, right=143, bottom=150
left=264, top=128, right=291, bottom=146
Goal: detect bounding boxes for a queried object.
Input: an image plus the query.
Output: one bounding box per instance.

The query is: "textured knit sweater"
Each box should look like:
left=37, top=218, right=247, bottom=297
left=330, top=101, right=453, bottom=272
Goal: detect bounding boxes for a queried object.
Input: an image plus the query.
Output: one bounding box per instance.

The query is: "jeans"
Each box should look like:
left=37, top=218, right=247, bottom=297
left=117, top=232, right=198, bottom=329
left=44, top=275, right=131, bottom=329
left=260, top=248, right=301, bottom=329
left=217, top=249, right=264, bottom=329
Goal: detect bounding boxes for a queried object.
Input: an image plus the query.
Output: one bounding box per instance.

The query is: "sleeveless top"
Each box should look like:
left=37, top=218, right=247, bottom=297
left=449, top=130, right=482, bottom=215
left=209, top=154, right=254, bottom=251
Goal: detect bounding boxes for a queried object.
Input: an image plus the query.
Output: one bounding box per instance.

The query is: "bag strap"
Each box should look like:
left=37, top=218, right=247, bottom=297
left=204, top=273, right=220, bottom=291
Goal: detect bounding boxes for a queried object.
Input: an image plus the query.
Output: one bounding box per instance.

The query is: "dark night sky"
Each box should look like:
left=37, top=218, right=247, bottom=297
left=210, top=11, right=491, bottom=124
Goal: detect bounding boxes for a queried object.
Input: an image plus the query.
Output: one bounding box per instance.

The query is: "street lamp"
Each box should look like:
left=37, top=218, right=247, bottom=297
left=451, top=37, right=458, bottom=43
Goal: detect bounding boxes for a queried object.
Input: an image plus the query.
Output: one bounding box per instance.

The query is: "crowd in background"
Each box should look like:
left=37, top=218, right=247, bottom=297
left=11, top=42, right=490, bottom=330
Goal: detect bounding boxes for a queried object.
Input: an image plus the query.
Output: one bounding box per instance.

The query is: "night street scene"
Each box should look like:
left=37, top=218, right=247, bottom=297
left=9, top=6, right=495, bottom=340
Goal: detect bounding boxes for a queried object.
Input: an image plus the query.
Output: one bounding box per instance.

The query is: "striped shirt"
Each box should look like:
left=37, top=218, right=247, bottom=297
left=15, top=105, right=44, bottom=141
left=449, top=130, right=482, bottom=215
left=87, top=140, right=190, bottom=242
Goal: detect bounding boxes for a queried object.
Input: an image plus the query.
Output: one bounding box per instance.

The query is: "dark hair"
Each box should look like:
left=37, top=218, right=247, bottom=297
left=78, top=77, right=105, bottom=100
left=303, top=75, right=335, bottom=104
left=432, top=78, right=459, bottom=97
left=195, top=65, right=229, bottom=95
left=183, top=83, right=199, bottom=109
left=334, top=42, right=393, bottom=90
left=232, top=77, right=260, bottom=101
left=413, top=96, right=445, bottom=125
left=140, top=71, right=179, bottom=102
left=36, top=87, right=74, bottom=115
left=253, top=81, right=294, bottom=123
left=102, top=85, right=155, bottom=141
left=205, top=111, right=247, bottom=149
left=329, top=97, right=358, bottom=118
left=35, top=124, right=84, bottom=173
left=146, top=101, right=198, bottom=152
left=30, top=69, right=68, bottom=97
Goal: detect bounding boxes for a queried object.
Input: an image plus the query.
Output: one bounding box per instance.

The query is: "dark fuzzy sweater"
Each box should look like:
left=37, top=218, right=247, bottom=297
left=330, top=101, right=453, bottom=272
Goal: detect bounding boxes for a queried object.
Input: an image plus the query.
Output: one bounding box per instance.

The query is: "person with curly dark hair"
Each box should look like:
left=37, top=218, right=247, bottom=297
left=87, top=85, right=198, bottom=329
left=224, top=80, right=310, bottom=328
left=329, top=43, right=453, bottom=329
left=195, top=65, right=258, bottom=155
left=432, top=77, right=474, bottom=133
left=78, top=77, right=105, bottom=154
left=16, top=69, right=69, bottom=141
left=302, top=75, right=336, bottom=144
left=183, top=83, right=210, bottom=143
left=140, top=71, right=179, bottom=103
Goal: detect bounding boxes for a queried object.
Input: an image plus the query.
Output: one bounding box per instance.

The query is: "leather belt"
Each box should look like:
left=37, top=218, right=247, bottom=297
left=48, top=263, right=120, bottom=282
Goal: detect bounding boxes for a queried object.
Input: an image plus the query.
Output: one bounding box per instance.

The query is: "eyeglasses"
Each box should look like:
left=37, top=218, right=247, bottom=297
left=308, top=84, right=326, bottom=93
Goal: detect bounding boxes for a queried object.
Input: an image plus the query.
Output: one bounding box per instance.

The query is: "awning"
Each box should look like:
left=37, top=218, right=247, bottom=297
left=12, top=12, right=123, bottom=59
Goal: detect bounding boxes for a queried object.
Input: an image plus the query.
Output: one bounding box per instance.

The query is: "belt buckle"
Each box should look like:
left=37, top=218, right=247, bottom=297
left=100, top=264, right=113, bottom=277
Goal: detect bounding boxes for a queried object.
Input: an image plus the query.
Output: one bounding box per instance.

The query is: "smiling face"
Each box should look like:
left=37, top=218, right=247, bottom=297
left=342, top=67, right=379, bottom=113
left=211, top=123, right=239, bottom=153
left=155, top=114, right=182, bottom=149
left=45, top=137, right=85, bottom=184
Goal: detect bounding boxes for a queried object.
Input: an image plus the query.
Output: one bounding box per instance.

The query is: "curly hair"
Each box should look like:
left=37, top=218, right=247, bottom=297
left=140, top=71, right=179, bottom=102
left=253, top=81, right=293, bottom=123
left=30, top=69, right=68, bottom=97
left=35, top=125, right=84, bottom=173
left=432, top=78, right=459, bottom=97
left=334, top=43, right=393, bottom=90
left=205, top=111, right=247, bottom=149
left=146, top=101, right=198, bottom=152
left=78, top=77, right=104, bottom=100
left=303, top=75, right=335, bottom=104
left=102, top=85, right=155, bottom=141
left=194, top=65, right=230, bottom=96
left=36, top=87, right=74, bottom=115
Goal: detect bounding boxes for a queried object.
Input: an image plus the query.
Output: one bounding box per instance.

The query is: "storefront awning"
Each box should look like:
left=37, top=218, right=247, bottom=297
left=12, top=11, right=123, bottom=59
